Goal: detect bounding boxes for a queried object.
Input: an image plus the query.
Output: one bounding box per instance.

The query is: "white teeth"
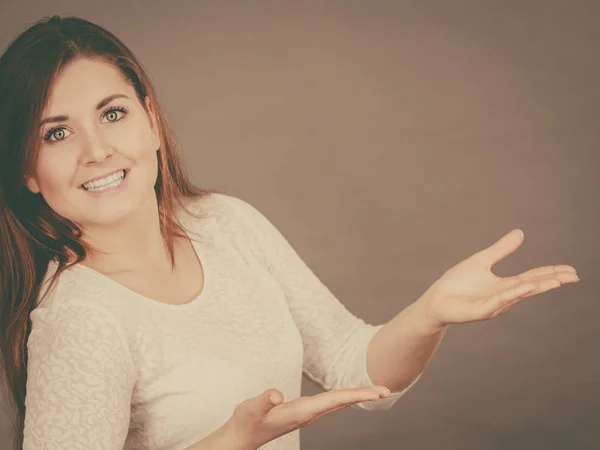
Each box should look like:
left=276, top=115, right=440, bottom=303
left=83, top=170, right=125, bottom=192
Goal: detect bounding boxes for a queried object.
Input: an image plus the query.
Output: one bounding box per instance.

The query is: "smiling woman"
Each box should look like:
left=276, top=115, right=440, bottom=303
left=1, top=12, right=579, bottom=450
left=0, top=15, right=398, bottom=450
left=28, top=58, right=162, bottom=227
left=0, top=15, right=213, bottom=449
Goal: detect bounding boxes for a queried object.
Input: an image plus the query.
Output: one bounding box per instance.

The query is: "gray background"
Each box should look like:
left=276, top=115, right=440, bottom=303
left=1, top=1, right=598, bottom=449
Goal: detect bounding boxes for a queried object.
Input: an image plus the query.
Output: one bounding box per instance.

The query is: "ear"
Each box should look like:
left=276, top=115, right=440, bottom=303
left=26, top=176, right=40, bottom=194
left=144, top=96, right=160, bottom=146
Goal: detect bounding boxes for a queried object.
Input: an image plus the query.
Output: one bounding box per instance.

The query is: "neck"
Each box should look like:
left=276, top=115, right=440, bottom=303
left=79, top=194, right=174, bottom=275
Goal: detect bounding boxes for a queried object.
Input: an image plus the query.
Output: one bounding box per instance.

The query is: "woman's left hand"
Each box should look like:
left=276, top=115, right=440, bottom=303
left=416, top=229, right=579, bottom=329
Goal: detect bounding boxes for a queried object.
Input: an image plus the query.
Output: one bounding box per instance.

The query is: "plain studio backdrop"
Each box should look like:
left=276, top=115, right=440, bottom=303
left=0, top=1, right=598, bottom=449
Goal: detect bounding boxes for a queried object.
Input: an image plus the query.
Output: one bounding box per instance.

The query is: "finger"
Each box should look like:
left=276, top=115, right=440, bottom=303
left=313, top=385, right=389, bottom=402
left=307, top=403, right=350, bottom=424
left=491, top=298, right=521, bottom=318
left=307, top=387, right=385, bottom=411
left=496, top=270, right=579, bottom=298
left=313, top=391, right=387, bottom=418
left=517, top=271, right=579, bottom=299
left=478, top=284, right=536, bottom=319
left=482, top=273, right=575, bottom=319
left=281, top=387, right=385, bottom=423
left=266, top=387, right=390, bottom=432
left=250, top=389, right=283, bottom=417
left=268, top=390, right=284, bottom=406
left=491, top=281, right=557, bottom=317
left=474, top=229, right=524, bottom=269
left=516, top=265, right=577, bottom=282
left=309, top=403, right=353, bottom=423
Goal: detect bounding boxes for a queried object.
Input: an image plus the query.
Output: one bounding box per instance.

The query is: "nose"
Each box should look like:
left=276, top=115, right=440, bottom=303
left=80, top=129, right=114, bottom=164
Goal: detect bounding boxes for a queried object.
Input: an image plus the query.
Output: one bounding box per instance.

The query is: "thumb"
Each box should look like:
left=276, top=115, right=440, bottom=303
left=478, top=229, right=524, bottom=268
left=254, top=389, right=283, bottom=415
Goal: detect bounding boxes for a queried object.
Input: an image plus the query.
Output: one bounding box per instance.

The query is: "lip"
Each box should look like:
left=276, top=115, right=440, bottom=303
left=81, top=169, right=128, bottom=187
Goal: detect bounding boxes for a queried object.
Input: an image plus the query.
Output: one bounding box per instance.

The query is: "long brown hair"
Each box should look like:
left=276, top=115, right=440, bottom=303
left=0, top=15, right=214, bottom=448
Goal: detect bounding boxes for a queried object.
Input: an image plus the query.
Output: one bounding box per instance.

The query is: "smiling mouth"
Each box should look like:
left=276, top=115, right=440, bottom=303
left=81, top=169, right=128, bottom=192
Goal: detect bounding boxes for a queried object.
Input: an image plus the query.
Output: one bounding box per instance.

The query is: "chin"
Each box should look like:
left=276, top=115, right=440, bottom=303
left=64, top=183, right=156, bottom=231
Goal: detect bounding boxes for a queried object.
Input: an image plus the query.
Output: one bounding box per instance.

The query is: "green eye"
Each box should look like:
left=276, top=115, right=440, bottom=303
left=41, top=105, right=129, bottom=144
left=43, top=127, right=71, bottom=142
left=103, top=106, right=128, bottom=122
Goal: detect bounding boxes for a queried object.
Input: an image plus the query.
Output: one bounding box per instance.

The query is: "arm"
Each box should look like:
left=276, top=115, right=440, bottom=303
left=218, top=194, right=423, bottom=411
left=24, top=302, right=136, bottom=449
left=366, top=300, right=447, bottom=393
left=184, top=421, right=253, bottom=450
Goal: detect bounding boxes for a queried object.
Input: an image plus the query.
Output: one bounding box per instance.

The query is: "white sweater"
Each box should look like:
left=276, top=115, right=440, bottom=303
left=23, top=193, right=418, bottom=450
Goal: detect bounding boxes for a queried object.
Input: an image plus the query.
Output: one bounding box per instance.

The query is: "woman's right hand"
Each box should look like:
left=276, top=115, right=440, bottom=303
left=224, top=385, right=391, bottom=450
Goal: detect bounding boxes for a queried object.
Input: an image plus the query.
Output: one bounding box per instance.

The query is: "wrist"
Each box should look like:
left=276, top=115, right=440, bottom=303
left=411, top=295, right=449, bottom=335
left=219, top=419, right=256, bottom=450
left=188, top=420, right=255, bottom=450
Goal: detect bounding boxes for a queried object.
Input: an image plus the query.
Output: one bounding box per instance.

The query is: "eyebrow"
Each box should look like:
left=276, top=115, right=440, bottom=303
left=39, top=94, right=131, bottom=127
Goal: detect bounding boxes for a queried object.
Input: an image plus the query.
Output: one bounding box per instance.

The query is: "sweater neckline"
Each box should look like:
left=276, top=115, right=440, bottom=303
left=70, top=233, right=212, bottom=309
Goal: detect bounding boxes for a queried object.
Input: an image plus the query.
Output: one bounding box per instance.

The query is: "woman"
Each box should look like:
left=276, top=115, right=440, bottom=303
left=0, top=15, right=578, bottom=450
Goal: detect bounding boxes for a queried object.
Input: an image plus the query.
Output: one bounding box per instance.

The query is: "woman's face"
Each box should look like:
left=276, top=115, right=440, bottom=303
left=27, top=57, right=161, bottom=228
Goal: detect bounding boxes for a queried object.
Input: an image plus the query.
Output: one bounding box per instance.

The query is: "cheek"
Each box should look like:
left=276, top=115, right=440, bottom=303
left=35, top=150, right=79, bottom=194
left=33, top=150, right=82, bottom=221
left=108, top=116, right=159, bottom=160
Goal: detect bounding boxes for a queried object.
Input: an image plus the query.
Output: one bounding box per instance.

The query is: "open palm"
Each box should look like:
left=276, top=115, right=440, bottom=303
left=418, top=229, right=579, bottom=327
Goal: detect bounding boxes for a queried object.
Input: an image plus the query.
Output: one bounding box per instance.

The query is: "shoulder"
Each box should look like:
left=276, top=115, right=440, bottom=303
left=181, top=192, right=278, bottom=268
left=37, top=260, right=111, bottom=310
left=29, top=293, right=132, bottom=365
left=181, top=191, right=270, bottom=236
left=30, top=269, right=134, bottom=364
left=182, top=191, right=260, bottom=219
left=33, top=262, right=132, bottom=340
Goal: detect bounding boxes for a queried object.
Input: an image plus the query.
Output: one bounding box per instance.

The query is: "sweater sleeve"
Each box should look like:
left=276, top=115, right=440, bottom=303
left=23, top=302, right=136, bottom=449
left=219, top=194, right=420, bottom=411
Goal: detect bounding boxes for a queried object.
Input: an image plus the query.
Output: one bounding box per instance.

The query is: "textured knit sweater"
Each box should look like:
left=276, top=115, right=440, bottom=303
left=23, top=193, right=418, bottom=450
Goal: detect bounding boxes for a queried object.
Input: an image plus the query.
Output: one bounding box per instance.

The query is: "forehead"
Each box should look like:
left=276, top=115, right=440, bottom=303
left=44, top=58, right=134, bottom=114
